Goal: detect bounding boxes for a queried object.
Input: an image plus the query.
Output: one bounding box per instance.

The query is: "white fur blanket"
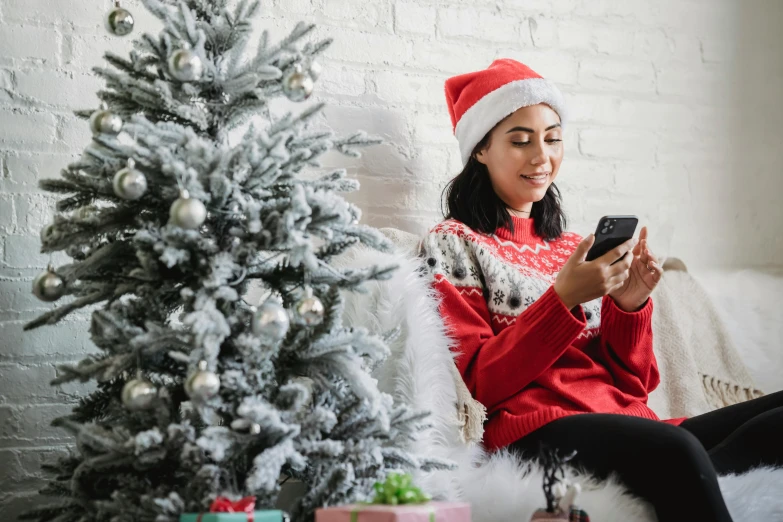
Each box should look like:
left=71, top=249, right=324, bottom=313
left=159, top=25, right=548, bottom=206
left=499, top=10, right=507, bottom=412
left=337, top=237, right=783, bottom=522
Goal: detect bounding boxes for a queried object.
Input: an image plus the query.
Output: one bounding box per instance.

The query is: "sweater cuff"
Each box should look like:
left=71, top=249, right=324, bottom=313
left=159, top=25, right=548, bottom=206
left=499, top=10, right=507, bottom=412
left=601, top=295, right=654, bottom=350
left=524, top=285, right=588, bottom=348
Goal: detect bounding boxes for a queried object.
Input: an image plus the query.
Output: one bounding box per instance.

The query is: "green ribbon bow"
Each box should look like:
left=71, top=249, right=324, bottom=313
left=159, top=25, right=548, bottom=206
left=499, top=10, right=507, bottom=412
left=350, top=473, right=434, bottom=522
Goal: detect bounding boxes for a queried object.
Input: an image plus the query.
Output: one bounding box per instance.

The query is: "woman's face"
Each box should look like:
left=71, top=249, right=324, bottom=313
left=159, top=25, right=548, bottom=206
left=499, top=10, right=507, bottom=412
left=475, top=104, right=564, bottom=212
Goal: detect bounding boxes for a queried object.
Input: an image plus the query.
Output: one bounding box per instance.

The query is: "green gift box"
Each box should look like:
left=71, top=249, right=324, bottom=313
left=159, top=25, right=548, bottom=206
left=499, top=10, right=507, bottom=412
left=180, top=512, right=285, bottom=522
left=179, top=496, right=287, bottom=522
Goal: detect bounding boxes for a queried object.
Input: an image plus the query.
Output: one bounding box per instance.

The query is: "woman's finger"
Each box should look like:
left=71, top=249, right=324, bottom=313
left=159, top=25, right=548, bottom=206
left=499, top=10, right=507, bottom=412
left=649, top=261, right=662, bottom=283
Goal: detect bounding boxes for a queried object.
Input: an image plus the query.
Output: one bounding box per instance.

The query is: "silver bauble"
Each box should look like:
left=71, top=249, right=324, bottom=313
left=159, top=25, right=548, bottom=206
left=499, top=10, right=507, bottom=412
left=32, top=266, right=65, bottom=302
left=185, top=361, right=220, bottom=401
left=168, top=48, right=204, bottom=82
left=121, top=378, right=157, bottom=410
left=308, top=60, right=322, bottom=81
left=296, top=295, right=324, bottom=325
left=89, top=108, right=123, bottom=135
left=169, top=190, right=207, bottom=229
left=252, top=299, right=290, bottom=340
left=282, top=65, right=314, bottom=102
left=105, top=3, right=135, bottom=36
left=112, top=159, right=147, bottom=200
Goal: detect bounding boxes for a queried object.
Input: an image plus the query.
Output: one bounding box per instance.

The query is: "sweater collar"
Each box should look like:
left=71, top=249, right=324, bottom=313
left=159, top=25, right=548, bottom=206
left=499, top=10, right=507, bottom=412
left=495, top=215, right=539, bottom=244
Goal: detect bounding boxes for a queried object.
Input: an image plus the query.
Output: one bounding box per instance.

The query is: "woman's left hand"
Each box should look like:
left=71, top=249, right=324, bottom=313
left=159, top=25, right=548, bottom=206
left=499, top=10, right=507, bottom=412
left=608, top=226, right=662, bottom=312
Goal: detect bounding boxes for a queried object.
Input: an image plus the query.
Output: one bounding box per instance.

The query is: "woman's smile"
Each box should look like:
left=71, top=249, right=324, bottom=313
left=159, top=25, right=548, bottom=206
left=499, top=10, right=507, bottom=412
left=520, top=171, right=550, bottom=186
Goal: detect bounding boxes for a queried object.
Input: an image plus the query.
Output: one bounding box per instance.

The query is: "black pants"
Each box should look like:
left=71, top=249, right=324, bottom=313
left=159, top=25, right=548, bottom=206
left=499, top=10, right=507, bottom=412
left=509, top=391, right=783, bottom=522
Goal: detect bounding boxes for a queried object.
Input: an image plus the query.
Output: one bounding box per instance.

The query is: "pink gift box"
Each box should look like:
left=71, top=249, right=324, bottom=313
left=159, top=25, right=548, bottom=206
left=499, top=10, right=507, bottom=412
left=315, top=501, right=471, bottom=522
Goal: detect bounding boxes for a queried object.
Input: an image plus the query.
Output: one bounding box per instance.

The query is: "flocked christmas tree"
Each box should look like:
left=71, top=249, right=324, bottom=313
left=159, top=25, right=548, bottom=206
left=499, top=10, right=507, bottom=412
left=22, top=1, right=448, bottom=520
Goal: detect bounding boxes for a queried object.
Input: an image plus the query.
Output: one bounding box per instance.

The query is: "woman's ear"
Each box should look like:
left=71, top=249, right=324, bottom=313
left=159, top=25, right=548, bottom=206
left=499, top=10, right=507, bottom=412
left=474, top=149, right=487, bottom=165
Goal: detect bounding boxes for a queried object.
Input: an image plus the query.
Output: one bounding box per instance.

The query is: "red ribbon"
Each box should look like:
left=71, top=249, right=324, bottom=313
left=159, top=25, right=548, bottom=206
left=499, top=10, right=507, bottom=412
left=196, top=496, right=256, bottom=522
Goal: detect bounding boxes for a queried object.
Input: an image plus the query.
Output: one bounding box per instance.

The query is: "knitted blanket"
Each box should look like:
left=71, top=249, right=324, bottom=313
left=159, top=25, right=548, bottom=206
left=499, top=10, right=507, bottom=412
left=647, top=259, right=763, bottom=419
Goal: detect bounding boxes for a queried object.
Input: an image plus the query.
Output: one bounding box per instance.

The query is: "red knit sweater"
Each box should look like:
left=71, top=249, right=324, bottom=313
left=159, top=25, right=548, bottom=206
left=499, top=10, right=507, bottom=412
left=421, top=216, right=685, bottom=451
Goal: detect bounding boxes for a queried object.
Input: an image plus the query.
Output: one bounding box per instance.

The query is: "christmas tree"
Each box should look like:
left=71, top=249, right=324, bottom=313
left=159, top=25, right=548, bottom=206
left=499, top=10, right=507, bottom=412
left=22, top=1, right=448, bottom=520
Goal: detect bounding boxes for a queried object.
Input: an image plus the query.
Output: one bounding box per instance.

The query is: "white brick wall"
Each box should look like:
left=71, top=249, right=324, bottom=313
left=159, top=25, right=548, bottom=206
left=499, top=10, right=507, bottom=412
left=1, top=0, right=782, bottom=516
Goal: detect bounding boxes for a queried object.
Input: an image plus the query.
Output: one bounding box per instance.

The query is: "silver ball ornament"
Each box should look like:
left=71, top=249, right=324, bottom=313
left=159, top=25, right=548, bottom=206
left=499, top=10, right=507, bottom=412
left=282, top=65, right=314, bottom=102
left=105, top=2, right=135, bottom=37
left=296, top=294, right=324, bottom=325
left=90, top=108, right=123, bottom=136
left=252, top=299, right=290, bottom=340
left=168, top=48, right=204, bottom=82
left=169, top=190, right=207, bottom=230
left=32, top=265, right=65, bottom=302
left=113, top=159, right=147, bottom=200
left=185, top=361, right=220, bottom=401
left=121, top=378, right=157, bottom=410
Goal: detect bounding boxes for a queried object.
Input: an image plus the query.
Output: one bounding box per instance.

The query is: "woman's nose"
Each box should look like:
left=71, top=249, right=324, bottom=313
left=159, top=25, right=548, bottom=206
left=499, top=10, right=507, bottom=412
left=530, top=142, right=547, bottom=165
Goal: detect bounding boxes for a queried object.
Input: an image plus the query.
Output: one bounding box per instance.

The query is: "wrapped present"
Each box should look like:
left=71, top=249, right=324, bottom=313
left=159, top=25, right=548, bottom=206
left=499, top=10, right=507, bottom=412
left=179, top=496, right=288, bottom=522
left=315, top=473, right=471, bottom=522
left=315, top=501, right=471, bottom=522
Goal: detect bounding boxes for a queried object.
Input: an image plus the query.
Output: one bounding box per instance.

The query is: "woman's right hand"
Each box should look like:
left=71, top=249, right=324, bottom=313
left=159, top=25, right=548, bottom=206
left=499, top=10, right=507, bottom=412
left=553, top=234, right=638, bottom=311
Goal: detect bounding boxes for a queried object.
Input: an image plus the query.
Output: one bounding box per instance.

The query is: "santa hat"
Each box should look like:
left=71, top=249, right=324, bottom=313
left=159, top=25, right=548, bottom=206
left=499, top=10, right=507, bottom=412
left=445, top=59, right=568, bottom=166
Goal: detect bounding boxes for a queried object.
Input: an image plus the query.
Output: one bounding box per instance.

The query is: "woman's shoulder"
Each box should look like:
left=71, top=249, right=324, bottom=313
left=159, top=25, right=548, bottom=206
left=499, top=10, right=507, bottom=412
left=421, top=219, right=481, bottom=258
left=427, top=218, right=479, bottom=239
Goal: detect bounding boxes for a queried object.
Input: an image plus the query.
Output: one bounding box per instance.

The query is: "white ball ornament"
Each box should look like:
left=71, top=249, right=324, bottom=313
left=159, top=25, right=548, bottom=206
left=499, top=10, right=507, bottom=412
left=90, top=105, right=123, bottom=136
left=169, top=190, right=207, bottom=230
left=185, top=360, right=220, bottom=401
left=112, top=159, right=147, bottom=200
left=105, top=1, right=135, bottom=37
left=296, top=293, right=325, bottom=326
left=282, top=64, right=314, bottom=102
left=252, top=299, right=290, bottom=341
left=121, top=378, right=157, bottom=410
left=168, top=47, right=204, bottom=82
left=32, top=264, right=65, bottom=302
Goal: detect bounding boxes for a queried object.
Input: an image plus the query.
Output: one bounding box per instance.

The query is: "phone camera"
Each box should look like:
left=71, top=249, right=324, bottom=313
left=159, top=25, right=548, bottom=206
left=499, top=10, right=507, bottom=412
left=601, top=227, right=609, bottom=234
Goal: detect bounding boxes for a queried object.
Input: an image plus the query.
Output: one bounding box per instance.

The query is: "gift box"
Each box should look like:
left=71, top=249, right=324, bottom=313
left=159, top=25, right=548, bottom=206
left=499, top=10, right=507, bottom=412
left=180, top=513, right=284, bottom=522
left=180, top=496, right=288, bottom=522
left=315, top=501, right=471, bottom=522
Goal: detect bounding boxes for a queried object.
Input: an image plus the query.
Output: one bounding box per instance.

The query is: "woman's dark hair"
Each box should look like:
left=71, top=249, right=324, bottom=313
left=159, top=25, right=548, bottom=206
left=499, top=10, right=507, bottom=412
left=442, top=129, right=567, bottom=242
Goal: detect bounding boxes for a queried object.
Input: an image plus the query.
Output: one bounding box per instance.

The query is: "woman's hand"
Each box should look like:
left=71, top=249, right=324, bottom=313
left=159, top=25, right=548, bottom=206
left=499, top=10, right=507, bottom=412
left=554, top=234, right=637, bottom=311
left=608, top=226, right=662, bottom=311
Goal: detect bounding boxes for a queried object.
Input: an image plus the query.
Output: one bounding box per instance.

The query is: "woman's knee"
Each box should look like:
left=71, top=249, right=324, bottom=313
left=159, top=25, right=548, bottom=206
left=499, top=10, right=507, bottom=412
left=662, top=429, right=714, bottom=474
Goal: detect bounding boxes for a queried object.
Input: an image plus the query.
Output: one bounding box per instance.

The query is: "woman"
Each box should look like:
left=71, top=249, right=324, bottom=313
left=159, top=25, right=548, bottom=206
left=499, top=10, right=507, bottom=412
left=421, top=58, right=782, bottom=521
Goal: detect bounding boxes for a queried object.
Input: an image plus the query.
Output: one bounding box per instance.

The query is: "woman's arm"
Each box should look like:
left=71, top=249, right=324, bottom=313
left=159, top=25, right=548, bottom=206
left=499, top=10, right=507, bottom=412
left=436, top=279, right=587, bottom=410
left=423, top=229, right=586, bottom=411
left=596, top=295, right=660, bottom=399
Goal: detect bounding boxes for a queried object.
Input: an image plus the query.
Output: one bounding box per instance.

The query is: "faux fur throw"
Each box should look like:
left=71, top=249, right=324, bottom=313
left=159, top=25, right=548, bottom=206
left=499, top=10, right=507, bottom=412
left=648, top=259, right=764, bottom=418
left=372, top=227, right=486, bottom=444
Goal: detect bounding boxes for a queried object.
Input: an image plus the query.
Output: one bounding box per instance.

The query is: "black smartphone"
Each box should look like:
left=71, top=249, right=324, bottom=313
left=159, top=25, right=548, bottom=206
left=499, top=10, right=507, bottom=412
left=585, top=215, right=638, bottom=264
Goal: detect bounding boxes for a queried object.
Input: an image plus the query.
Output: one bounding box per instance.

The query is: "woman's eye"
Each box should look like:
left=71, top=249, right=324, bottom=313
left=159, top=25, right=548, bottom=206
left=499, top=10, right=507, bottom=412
left=512, top=141, right=530, bottom=147
left=546, top=139, right=562, bottom=143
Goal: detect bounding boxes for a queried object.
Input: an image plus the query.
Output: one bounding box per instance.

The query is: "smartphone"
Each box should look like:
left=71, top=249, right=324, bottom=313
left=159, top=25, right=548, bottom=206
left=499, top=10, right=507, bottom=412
left=585, top=215, right=638, bottom=264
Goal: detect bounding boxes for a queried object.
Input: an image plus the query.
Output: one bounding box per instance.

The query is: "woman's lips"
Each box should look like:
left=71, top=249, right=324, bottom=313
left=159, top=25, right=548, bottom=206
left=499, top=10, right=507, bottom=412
left=520, top=172, right=549, bottom=186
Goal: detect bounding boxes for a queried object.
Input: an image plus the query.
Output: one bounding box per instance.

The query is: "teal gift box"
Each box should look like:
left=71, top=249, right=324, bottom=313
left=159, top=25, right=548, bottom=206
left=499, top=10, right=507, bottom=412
left=180, top=512, right=285, bottom=522
left=179, top=496, right=288, bottom=522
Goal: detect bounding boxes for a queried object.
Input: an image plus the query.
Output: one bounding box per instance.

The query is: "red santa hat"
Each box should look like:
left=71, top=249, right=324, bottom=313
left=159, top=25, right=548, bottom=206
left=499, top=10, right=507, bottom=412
left=445, top=59, right=568, bottom=166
